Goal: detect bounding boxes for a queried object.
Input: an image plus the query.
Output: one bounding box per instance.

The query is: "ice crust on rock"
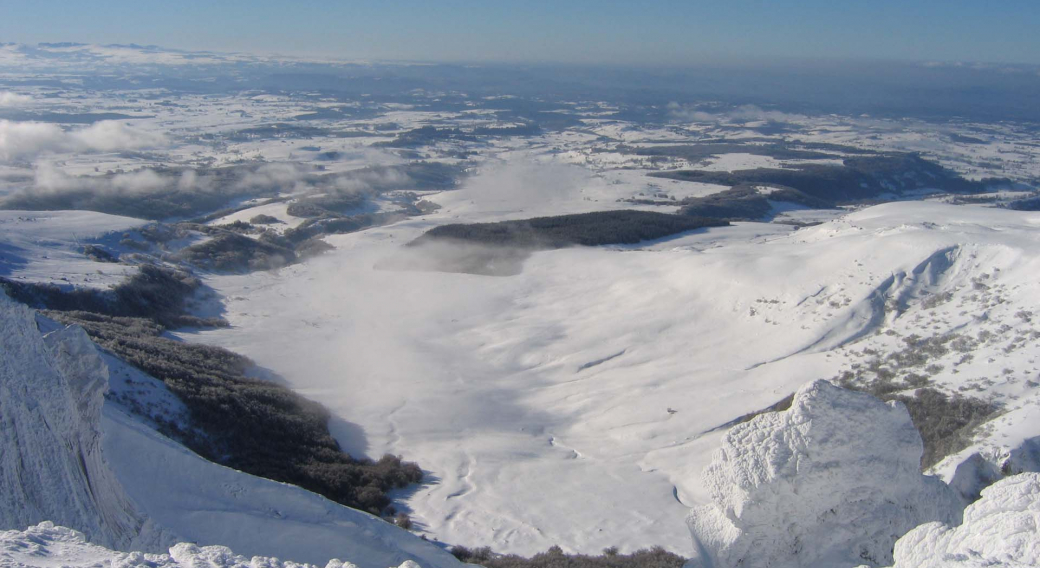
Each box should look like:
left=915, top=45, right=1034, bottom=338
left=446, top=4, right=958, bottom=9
left=684, top=380, right=963, bottom=568
left=0, top=290, right=143, bottom=549
left=943, top=434, right=1040, bottom=504
left=889, top=473, right=1040, bottom=568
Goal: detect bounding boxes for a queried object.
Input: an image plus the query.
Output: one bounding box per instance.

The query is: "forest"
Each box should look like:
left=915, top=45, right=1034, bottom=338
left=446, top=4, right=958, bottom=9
left=412, top=210, right=729, bottom=249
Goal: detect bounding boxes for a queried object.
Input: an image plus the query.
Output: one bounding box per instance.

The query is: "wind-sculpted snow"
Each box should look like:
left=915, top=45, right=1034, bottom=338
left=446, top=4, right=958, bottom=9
left=0, top=522, right=425, bottom=568
left=888, top=473, right=1040, bottom=567
left=684, top=380, right=962, bottom=568
left=0, top=290, right=143, bottom=548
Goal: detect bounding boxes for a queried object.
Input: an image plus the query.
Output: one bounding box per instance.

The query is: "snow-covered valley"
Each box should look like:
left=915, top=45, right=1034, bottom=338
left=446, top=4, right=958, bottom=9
left=180, top=200, right=1040, bottom=556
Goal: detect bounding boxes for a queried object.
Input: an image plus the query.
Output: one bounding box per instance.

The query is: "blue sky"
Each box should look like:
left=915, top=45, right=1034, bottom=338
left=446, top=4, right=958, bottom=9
left=2, top=0, right=1038, bottom=65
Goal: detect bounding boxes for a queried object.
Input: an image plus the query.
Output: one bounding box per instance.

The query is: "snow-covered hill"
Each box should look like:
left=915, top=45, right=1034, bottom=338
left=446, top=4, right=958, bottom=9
left=0, top=210, right=145, bottom=290
left=0, top=290, right=461, bottom=568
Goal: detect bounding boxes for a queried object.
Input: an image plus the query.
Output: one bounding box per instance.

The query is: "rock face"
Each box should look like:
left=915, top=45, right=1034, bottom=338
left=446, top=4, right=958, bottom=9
left=0, top=291, right=142, bottom=548
left=684, top=380, right=963, bottom=568
left=889, top=473, right=1040, bottom=568
left=945, top=435, right=1040, bottom=504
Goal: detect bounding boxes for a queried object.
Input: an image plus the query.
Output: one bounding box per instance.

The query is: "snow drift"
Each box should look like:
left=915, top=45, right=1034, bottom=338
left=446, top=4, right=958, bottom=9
left=889, top=473, right=1040, bottom=567
left=0, top=521, right=421, bottom=568
left=684, top=380, right=963, bottom=568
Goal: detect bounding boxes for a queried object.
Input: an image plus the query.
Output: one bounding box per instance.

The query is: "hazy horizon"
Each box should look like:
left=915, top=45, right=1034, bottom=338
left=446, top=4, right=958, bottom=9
left=3, top=0, right=1040, bottom=67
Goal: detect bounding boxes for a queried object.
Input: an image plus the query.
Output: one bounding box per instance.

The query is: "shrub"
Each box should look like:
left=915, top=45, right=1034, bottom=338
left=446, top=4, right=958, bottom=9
left=171, top=232, right=296, bottom=272
left=394, top=513, right=413, bottom=530
left=250, top=214, right=281, bottom=224
left=451, top=544, right=686, bottom=568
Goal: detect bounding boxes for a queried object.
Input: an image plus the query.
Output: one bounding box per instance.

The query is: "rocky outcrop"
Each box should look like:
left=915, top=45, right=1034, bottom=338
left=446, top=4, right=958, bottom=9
left=684, top=380, right=963, bottom=568
left=889, top=473, right=1040, bottom=567
left=0, top=521, right=425, bottom=568
left=0, top=290, right=142, bottom=548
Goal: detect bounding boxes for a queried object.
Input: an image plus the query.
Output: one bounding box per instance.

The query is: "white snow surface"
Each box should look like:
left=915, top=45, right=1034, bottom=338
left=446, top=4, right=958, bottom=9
left=99, top=404, right=460, bottom=568
left=889, top=473, right=1040, bottom=568
left=0, top=521, right=422, bottom=568
left=0, top=210, right=146, bottom=289
left=684, top=380, right=962, bottom=568
left=0, top=291, right=461, bottom=568
left=183, top=201, right=1040, bottom=555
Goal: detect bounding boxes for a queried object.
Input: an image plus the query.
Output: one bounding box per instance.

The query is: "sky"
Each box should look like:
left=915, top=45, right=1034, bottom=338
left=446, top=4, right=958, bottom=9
left=2, top=0, right=1039, bottom=66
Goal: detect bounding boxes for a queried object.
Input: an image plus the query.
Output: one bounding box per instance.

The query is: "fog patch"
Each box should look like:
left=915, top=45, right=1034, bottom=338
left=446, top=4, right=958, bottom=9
left=0, top=119, right=166, bottom=161
left=375, top=239, right=529, bottom=277
left=0, top=92, right=32, bottom=107
left=69, top=120, right=166, bottom=152
left=443, top=159, right=597, bottom=219
left=667, top=102, right=806, bottom=125
left=330, top=166, right=409, bottom=193
left=33, top=163, right=170, bottom=196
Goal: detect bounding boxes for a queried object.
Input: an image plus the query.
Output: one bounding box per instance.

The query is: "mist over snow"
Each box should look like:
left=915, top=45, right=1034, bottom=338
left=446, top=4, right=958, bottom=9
left=666, top=103, right=807, bottom=125
left=0, top=119, right=166, bottom=162
left=435, top=159, right=610, bottom=221
left=0, top=91, right=32, bottom=107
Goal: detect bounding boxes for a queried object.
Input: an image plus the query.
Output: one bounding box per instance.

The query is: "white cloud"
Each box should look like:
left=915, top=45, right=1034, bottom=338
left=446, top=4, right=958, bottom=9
left=667, top=102, right=806, bottom=125
left=31, top=163, right=175, bottom=197
left=233, top=162, right=312, bottom=193
left=68, top=120, right=166, bottom=153
left=0, top=121, right=66, bottom=161
left=0, top=91, right=32, bottom=107
left=0, top=119, right=167, bottom=162
left=330, top=166, right=407, bottom=193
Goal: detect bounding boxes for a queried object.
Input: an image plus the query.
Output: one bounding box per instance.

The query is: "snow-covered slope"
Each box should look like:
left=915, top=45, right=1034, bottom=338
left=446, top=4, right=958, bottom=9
left=684, top=380, right=961, bottom=568
left=0, top=290, right=461, bottom=568
left=0, top=210, right=146, bottom=289
left=0, top=522, right=420, bottom=568
left=100, top=404, right=460, bottom=567
left=889, top=473, right=1040, bottom=568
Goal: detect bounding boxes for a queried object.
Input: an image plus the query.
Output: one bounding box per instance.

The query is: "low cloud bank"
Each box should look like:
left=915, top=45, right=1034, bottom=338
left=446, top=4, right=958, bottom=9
left=667, top=102, right=806, bottom=124
left=0, top=91, right=32, bottom=107
left=0, top=119, right=167, bottom=161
